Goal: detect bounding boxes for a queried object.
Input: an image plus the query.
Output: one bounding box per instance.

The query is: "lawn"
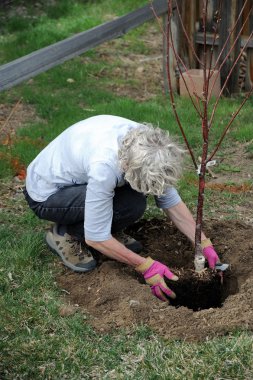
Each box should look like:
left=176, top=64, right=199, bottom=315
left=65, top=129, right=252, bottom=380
left=0, top=1, right=253, bottom=379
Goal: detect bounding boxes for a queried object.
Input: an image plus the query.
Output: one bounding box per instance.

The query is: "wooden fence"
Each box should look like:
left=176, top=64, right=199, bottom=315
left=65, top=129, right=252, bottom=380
left=0, top=0, right=252, bottom=93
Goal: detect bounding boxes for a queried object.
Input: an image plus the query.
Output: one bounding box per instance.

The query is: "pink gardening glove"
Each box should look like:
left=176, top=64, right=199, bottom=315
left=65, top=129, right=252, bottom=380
left=136, top=257, right=178, bottom=302
left=201, top=239, right=220, bottom=269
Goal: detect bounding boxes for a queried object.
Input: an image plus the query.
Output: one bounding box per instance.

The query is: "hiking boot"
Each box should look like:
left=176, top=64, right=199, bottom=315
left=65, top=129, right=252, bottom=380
left=114, top=231, right=142, bottom=253
left=46, top=224, right=97, bottom=272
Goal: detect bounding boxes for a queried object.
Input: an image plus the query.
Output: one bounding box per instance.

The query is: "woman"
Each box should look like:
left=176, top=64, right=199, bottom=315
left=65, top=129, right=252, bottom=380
left=24, top=115, right=219, bottom=301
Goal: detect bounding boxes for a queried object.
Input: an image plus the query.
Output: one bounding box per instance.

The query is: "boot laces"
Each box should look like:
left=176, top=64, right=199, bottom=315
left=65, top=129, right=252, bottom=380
left=66, top=238, right=91, bottom=260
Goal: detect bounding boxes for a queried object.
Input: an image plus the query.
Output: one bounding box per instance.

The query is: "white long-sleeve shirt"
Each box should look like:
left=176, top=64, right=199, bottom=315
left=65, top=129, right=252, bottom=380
left=26, top=115, right=181, bottom=241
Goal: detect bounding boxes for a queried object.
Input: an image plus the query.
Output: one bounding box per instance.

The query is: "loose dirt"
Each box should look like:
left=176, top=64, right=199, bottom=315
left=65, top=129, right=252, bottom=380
left=57, top=218, right=253, bottom=341
left=0, top=102, right=40, bottom=135
left=88, top=23, right=165, bottom=102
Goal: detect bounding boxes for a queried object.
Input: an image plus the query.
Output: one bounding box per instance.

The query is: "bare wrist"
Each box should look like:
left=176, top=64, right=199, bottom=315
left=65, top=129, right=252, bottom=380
left=132, top=255, right=146, bottom=268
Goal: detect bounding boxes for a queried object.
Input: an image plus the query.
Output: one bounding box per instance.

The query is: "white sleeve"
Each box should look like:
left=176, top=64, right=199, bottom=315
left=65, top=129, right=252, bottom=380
left=84, top=162, right=117, bottom=241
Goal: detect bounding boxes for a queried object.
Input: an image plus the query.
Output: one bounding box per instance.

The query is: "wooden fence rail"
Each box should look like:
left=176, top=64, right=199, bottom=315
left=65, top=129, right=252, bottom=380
left=0, top=0, right=168, bottom=92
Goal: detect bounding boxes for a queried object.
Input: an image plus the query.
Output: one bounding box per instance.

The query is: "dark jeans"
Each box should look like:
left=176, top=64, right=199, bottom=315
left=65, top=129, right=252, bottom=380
left=23, top=185, right=147, bottom=239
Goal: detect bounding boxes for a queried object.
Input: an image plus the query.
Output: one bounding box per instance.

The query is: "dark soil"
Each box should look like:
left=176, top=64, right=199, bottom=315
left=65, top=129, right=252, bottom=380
left=57, top=218, right=253, bottom=341
left=166, top=270, right=231, bottom=311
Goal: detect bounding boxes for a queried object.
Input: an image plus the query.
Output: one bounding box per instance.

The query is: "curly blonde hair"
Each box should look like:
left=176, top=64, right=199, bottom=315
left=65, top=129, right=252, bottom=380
left=118, top=124, right=184, bottom=196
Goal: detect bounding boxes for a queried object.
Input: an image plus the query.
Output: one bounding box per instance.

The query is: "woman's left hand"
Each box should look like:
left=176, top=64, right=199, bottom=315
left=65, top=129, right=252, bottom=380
left=201, top=239, right=220, bottom=269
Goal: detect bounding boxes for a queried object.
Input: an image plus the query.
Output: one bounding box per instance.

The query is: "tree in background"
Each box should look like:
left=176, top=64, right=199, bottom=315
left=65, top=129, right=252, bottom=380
left=152, top=0, right=253, bottom=270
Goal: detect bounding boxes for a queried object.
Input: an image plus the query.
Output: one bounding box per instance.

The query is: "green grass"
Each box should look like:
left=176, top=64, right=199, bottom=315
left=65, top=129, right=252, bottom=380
left=0, top=1, right=253, bottom=379
left=1, top=203, right=253, bottom=379
left=0, top=0, right=147, bottom=63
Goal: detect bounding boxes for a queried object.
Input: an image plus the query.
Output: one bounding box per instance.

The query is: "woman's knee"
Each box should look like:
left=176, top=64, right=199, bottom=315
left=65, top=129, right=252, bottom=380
left=113, top=185, right=147, bottom=222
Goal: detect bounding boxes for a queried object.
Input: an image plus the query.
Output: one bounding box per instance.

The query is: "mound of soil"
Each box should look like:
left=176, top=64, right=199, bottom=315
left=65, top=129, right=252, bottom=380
left=57, top=218, right=253, bottom=341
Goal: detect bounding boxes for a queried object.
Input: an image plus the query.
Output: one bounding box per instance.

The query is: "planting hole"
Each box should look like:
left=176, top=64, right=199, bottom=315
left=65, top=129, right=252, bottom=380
left=127, top=219, right=242, bottom=312
left=166, top=270, right=239, bottom=311
left=58, top=219, right=253, bottom=340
